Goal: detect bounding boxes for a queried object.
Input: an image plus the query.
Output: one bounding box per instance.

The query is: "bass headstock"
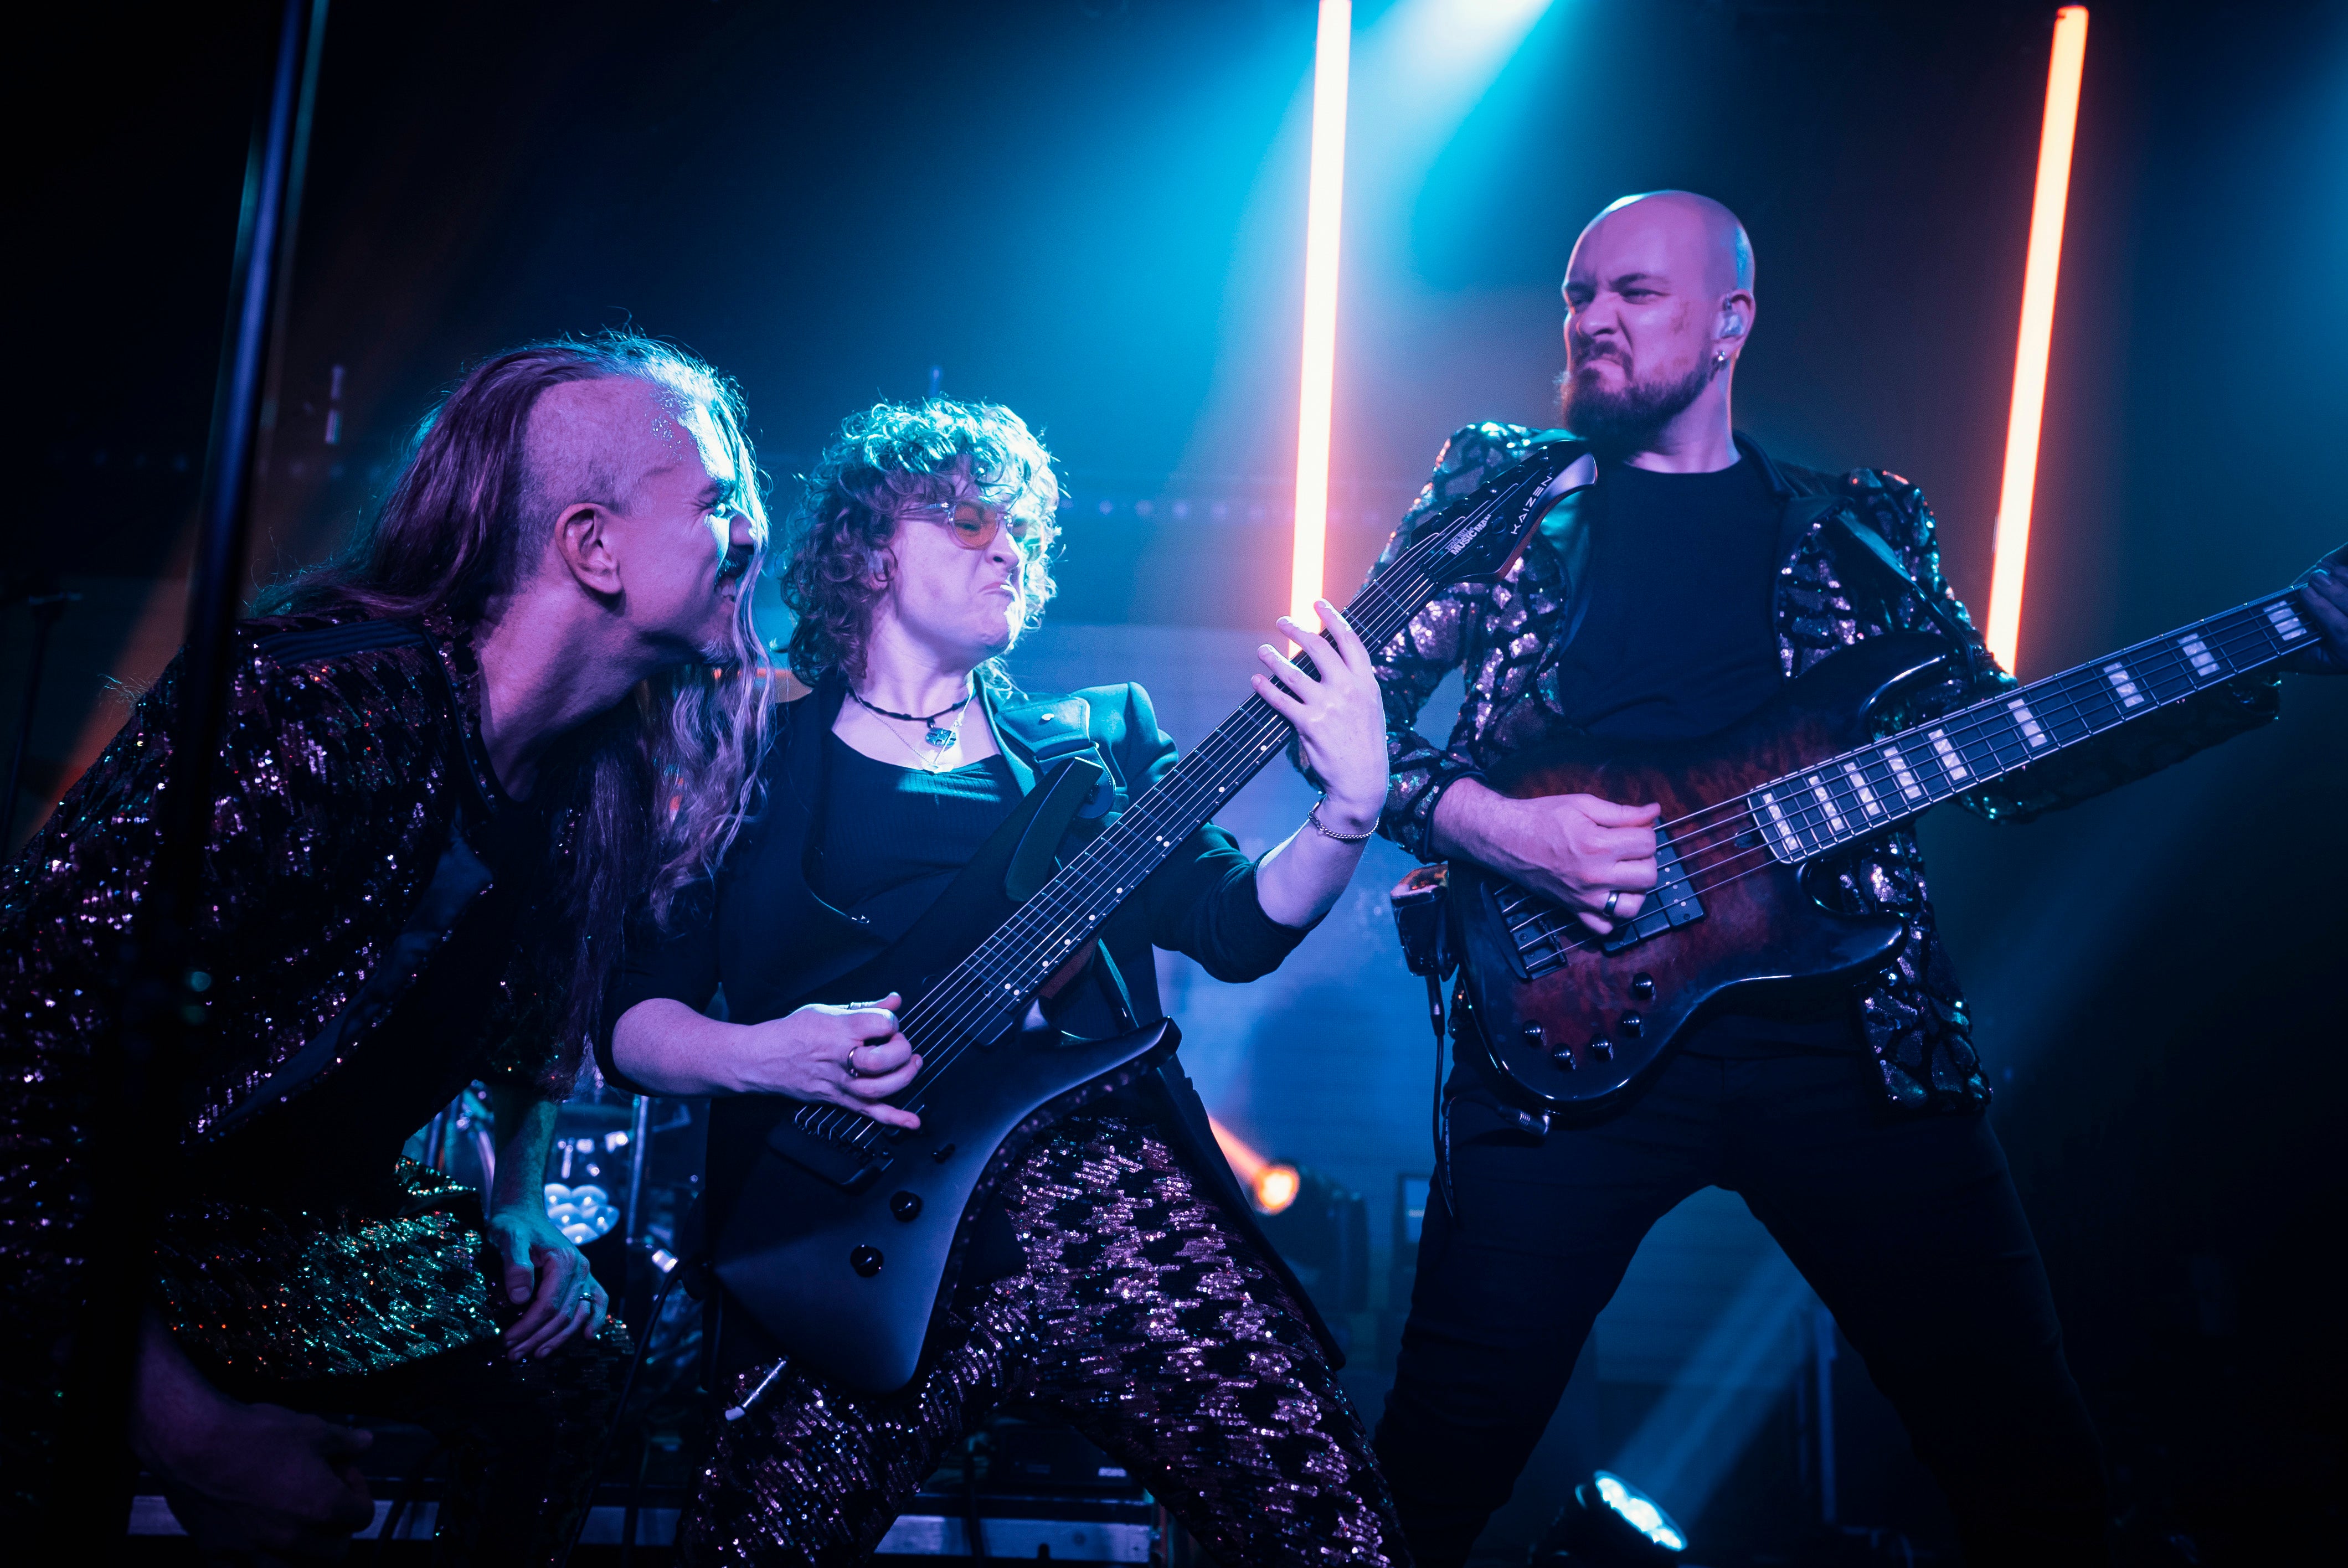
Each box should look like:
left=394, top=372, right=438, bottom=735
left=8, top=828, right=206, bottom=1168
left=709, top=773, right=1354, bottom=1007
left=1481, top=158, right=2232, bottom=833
left=1415, top=439, right=1597, bottom=588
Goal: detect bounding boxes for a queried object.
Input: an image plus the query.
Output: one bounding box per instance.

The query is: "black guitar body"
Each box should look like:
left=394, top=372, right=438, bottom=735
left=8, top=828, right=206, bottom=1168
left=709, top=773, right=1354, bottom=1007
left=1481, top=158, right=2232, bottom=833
left=710, top=775, right=1179, bottom=1396
left=708, top=441, right=1609, bottom=1395
left=712, top=1016, right=1175, bottom=1396
left=1453, top=634, right=1953, bottom=1120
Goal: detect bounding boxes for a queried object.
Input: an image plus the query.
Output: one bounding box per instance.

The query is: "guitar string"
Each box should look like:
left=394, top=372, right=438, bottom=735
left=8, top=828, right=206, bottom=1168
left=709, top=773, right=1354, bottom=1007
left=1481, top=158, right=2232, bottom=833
left=1504, top=596, right=2300, bottom=912
left=802, top=546, right=1483, bottom=1139
left=1578, top=594, right=2295, bottom=868
left=814, top=582, right=2300, bottom=1144
left=1507, top=606, right=2296, bottom=959
left=812, top=540, right=1483, bottom=1138
left=1506, top=625, right=2259, bottom=949
left=797, top=465, right=1572, bottom=1143
left=815, top=592, right=2299, bottom=1146
left=841, top=456, right=1618, bottom=1138
left=1647, top=594, right=2297, bottom=851
left=1660, top=605, right=2293, bottom=879
left=1503, top=610, right=2300, bottom=966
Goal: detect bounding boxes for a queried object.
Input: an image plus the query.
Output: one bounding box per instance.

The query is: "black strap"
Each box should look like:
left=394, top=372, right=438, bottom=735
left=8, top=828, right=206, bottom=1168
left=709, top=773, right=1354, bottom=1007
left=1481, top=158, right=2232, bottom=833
left=1831, top=513, right=1980, bottom=649
left=208, top=618, right=494, bottom=1134
left=254, top=616, right=433, bottom=665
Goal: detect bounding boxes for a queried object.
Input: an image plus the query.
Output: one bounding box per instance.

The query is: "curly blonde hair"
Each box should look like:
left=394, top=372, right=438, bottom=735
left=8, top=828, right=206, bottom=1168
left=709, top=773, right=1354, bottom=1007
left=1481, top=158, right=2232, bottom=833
left=781, top=399, right=1061, bottom=685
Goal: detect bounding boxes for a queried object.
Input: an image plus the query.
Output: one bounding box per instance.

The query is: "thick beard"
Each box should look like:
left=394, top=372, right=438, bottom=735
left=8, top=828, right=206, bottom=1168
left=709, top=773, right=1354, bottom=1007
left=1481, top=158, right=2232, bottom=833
left=1558, top=354, right=1712, bottom=453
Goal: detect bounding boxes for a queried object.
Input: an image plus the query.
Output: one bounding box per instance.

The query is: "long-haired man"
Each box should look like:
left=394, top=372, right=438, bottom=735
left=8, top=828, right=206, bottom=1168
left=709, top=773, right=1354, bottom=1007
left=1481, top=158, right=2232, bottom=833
left=2, top=334, right=769, bottom=1559
left=604, top=399, right=1411, bottom=1564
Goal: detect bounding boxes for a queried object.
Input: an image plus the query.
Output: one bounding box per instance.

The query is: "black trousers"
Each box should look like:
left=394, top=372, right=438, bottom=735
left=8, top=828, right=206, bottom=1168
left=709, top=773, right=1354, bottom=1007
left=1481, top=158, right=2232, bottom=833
left=1374, top=1049, right=2107, bottom=1566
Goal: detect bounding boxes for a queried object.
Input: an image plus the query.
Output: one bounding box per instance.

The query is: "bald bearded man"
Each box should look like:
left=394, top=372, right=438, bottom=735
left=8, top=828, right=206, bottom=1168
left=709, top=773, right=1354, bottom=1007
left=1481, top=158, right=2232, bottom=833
left=1347, top=192, right=2348, bottom=1564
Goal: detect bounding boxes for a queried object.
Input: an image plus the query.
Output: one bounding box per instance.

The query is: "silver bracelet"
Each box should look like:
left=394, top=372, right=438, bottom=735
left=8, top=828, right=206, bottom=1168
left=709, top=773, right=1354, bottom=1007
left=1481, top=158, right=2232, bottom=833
left=1307, top=797, right=1377, bottom=843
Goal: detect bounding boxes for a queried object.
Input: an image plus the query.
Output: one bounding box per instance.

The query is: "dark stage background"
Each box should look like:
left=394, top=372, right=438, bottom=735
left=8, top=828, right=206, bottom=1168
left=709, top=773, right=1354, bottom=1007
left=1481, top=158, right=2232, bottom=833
left=16, top=1, right=2347, bottom=1560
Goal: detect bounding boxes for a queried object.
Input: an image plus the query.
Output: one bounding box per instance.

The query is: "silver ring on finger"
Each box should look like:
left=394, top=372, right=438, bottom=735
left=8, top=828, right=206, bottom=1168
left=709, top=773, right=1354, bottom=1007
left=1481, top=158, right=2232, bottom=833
left=1604, top=890, right=1622, bottom=918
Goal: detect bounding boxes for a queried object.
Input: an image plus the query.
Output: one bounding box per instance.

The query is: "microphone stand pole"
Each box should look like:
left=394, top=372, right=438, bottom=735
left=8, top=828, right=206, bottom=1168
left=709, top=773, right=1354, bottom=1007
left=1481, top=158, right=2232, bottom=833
left=48, top=0, right=329, bottom=1538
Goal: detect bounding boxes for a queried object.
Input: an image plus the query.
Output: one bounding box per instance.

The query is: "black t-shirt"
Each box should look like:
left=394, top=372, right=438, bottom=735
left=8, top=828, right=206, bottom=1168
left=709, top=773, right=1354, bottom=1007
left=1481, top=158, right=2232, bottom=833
left=1552, top=457, right=1785, bottom=742
left=816, top=734, right=1022, bottom=942
left=1560, top=456, right=1854, bottom=1055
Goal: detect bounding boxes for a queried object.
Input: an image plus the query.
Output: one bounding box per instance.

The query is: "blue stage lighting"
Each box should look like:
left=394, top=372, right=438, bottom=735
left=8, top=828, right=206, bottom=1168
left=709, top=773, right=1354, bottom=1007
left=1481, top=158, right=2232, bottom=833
left=1533, top=1468, right=1687, bottom=1566
left=1592, top=1473, right=1686, bottom=1555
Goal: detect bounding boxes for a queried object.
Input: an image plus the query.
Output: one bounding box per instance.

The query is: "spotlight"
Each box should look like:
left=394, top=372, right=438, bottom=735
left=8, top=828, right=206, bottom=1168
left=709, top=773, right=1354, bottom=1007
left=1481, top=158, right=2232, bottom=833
left=1532, top=1471, right=1687, bottom=1566
left=1252, top=1163, right=1301, bottom=1215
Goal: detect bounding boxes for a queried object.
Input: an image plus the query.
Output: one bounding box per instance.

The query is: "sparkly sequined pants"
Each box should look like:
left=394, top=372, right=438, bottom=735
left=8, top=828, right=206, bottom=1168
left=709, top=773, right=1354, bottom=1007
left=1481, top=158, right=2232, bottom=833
left=682, top=1116, right=1409, bottom=1566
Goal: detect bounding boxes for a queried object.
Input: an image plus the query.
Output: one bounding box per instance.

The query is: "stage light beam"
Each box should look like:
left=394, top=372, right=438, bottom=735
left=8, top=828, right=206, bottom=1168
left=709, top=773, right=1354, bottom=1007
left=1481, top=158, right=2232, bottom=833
left=1987, top=6, right=2090, bottom=675
left=1208, top=1115, right=1301, bottom=1216
left=1289, top=0, right=1352, bottom=629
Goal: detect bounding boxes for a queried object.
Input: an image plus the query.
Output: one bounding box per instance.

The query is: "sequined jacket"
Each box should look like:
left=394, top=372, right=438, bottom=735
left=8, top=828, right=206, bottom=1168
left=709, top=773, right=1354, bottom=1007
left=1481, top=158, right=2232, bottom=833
left=1, top=612, right=575, bottom=1502
left=1371, top=423, right=2281, bottom=1110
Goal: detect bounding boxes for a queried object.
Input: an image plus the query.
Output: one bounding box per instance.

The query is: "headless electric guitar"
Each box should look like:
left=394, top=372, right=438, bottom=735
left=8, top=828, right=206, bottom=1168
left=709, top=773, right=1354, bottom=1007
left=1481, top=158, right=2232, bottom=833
left=1434, top=579, right=2328, bottom=1120
left=713, top=441, right=1599, bottom=1394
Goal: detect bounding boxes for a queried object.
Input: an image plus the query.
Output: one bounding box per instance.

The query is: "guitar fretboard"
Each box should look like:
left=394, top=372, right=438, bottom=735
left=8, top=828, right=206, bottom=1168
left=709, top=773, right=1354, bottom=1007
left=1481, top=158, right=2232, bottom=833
left=1749, top=591, right=2310, bottom=863
left=797, top=445, right=1594, bottom=1147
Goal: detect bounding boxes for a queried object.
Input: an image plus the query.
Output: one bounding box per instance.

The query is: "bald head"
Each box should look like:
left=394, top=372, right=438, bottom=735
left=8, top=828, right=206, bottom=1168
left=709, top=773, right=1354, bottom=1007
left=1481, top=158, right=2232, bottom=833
left=1584, top=190, right=1753, bottom=294
left=1558, top=191, right=1757, bottom=463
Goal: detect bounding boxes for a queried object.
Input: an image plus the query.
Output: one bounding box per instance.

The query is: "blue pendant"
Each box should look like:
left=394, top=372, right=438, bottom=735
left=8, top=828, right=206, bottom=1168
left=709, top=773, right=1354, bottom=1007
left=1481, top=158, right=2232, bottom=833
left=925, top=725, right=956, bottom=748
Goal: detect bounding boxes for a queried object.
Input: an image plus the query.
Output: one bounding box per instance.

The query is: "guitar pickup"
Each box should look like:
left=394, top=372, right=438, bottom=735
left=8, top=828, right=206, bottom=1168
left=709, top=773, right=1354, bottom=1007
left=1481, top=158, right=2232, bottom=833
left=1601, top=829, right=1705, bottom=955
left=768, top=1115, right=894, bottom=1193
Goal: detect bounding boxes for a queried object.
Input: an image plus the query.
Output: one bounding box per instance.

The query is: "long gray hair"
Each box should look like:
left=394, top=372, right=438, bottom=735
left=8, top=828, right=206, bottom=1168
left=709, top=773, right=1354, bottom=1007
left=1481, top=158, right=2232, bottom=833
left=262, top=333, right=771, bottom=1051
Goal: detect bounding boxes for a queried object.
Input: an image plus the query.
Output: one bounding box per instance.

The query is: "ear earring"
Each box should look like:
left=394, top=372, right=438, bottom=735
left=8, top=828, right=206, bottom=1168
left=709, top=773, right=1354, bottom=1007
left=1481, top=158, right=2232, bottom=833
left=1713, top=350, right=1728, bottom=372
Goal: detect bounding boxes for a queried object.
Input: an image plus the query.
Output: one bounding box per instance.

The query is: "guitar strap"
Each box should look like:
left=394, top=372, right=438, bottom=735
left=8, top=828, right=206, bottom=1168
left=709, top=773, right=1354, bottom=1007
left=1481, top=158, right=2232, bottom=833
left=1830, top=512, right=1981, bottom=651
left=211, top=618, right=493, bottom=1137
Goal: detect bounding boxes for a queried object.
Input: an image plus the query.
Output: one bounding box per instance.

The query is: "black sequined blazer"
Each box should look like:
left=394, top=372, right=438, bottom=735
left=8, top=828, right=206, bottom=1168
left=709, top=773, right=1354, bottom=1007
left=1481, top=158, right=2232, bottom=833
left=1368, top=423, right=2281, bottom=1111
left=1, top=612, right=575, bottom=1502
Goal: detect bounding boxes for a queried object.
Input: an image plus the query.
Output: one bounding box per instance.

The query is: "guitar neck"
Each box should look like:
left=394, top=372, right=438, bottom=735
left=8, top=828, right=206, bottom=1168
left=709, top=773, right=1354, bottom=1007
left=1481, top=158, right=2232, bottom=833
left=895, top=548, right=1455, bottom=1045
left=1748, top=589, right=2314, bottom=864
left=893, top=448, right=1592, bottom=1052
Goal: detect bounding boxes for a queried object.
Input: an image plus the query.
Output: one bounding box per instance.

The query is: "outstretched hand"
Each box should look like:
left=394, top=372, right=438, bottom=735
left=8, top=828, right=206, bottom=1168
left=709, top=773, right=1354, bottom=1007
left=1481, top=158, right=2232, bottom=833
left=2284, top=544, right=2348, bottom=674
left=1253, top=599, right=1391, bottom=834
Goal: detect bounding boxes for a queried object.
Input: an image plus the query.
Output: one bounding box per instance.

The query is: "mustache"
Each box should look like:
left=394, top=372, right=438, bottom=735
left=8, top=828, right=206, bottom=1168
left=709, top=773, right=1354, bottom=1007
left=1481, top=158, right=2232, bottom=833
left=1568, top=338, right=1627, bottom=370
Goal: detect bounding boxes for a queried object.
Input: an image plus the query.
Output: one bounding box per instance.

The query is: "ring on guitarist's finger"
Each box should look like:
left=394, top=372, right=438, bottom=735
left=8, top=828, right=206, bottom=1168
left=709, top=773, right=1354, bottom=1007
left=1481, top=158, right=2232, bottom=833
left=1603, top=890, right=1622, bottom=919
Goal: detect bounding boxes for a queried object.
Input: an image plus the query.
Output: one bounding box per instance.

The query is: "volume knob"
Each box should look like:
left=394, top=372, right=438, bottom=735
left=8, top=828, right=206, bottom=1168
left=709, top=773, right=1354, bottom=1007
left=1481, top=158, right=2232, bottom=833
left=1630, top=972, right=1656, bottom=1003
left=890, top=1191, right=923, bottom=1222
left=849, top=1245, right=884, bottom=1277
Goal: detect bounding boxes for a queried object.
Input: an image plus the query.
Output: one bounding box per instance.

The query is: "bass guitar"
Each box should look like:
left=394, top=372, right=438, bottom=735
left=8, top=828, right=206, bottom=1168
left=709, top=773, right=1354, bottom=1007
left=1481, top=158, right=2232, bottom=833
left=713, top=441, right=1599, bottom=1394
left=1427, top=578, right=2326, bottom=1119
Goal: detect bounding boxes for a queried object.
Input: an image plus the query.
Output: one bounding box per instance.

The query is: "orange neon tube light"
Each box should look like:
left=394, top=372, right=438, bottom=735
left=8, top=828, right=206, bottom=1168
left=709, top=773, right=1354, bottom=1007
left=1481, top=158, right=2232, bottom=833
left=1986, top=6, right=2089, bottom=675
left=1289, top=0, right=1352, bottom=630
